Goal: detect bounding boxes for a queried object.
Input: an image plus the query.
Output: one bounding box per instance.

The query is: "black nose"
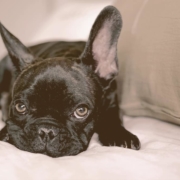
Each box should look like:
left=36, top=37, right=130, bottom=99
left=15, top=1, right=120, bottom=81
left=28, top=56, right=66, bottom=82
left=38, top=128, right=56, bottom=143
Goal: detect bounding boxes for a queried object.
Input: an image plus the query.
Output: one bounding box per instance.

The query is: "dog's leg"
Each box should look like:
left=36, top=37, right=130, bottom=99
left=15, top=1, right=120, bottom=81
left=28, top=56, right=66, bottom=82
left=0, top=56, right=13, bottom=121
left=0, top=57, right=12, bottom=142
left=96, top=79, right=141, bottom=150
left=97, top=112, right=141, bottom=149
left=0, top=126, right=9, bottom=142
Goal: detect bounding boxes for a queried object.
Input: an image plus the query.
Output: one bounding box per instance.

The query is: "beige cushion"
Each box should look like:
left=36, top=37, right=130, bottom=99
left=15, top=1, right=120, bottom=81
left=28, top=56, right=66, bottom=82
left=115, top=0, right=180, bottom=125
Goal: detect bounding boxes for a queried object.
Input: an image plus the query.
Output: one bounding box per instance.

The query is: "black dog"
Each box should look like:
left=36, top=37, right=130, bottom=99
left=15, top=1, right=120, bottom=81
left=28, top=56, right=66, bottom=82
left=0, top=6, right=140, bottom=157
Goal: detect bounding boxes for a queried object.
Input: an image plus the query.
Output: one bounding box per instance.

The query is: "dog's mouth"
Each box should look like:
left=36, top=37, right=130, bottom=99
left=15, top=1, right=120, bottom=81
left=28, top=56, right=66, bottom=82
left=6, top=120, right=86, bottom=157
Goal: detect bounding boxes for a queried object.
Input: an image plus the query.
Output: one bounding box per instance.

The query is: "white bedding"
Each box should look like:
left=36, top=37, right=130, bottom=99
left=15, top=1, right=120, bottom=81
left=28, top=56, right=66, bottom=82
left=0, top=116, right=179, bottom=180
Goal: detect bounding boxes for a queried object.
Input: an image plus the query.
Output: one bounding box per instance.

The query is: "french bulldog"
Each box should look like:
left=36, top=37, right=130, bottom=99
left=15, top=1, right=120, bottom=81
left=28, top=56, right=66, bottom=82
left=0, top=6, right=140, bottom=157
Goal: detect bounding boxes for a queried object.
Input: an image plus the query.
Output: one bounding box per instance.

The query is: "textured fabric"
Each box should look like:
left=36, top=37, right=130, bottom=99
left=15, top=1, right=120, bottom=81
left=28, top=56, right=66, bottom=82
left=0, top=115, right=180, bottom=180
left=115, top=0, right=180, bottom=124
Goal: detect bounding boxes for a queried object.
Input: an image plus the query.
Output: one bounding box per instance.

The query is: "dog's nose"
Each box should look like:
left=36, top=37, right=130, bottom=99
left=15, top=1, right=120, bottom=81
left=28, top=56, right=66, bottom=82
left=38, top=128, right=56, bottom=142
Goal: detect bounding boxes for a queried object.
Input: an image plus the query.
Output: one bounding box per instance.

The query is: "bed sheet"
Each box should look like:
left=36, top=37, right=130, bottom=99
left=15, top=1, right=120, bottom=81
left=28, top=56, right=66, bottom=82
left=0, top=115, right=179, bottom=180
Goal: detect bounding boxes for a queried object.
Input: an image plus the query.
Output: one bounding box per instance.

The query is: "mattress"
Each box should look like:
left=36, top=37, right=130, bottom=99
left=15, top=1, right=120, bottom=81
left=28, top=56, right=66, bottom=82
left=0, top=115, right=179, bottom=180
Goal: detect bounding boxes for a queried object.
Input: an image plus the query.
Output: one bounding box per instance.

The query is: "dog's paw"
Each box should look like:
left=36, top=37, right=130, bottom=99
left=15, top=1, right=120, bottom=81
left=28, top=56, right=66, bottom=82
left=99, top=128, right=141, bottom=150
left=118, top=130, right=141, bottom=150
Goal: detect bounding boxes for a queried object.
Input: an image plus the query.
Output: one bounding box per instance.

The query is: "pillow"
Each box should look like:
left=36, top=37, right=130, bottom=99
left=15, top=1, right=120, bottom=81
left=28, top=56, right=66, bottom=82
left=115, top=0, right=180, bottom=125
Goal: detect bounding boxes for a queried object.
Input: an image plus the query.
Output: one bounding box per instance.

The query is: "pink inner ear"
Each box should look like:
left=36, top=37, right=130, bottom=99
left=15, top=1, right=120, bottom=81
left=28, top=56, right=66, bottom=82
left=92, top=21, right=118, bottom=80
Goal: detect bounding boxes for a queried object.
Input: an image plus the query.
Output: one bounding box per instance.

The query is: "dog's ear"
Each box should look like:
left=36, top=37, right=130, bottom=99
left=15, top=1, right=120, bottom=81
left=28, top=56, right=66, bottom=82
left=0, top=22, right=34, bottom=72
left=81, top=6, right=122, bottom=80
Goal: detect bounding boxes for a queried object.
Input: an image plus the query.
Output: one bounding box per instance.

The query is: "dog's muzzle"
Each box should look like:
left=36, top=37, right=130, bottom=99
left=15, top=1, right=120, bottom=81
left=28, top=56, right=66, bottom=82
left=38, top=125, right=59, bottom=144
left=26, top=118, right=70, bottom=142
left=5, top=118, right=85, bottom=157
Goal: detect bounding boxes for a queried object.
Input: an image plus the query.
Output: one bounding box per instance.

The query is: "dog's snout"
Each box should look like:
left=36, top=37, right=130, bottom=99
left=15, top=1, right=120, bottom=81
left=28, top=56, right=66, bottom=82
left=38, top=128, right=57, bottom=142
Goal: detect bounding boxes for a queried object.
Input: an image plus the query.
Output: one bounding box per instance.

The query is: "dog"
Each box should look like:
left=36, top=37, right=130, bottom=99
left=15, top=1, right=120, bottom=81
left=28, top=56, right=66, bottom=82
left=0, top=6, right=140, bottom=157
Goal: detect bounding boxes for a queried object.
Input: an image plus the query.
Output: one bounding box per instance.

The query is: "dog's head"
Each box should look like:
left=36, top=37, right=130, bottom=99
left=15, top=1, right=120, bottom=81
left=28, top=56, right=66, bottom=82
left=0, top=6, right=122, bottom=157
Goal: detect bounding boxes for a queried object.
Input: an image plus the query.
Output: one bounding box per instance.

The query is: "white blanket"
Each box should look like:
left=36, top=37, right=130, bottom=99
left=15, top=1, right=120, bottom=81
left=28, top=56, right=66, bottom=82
left=0, top=116, right=179, bottom=180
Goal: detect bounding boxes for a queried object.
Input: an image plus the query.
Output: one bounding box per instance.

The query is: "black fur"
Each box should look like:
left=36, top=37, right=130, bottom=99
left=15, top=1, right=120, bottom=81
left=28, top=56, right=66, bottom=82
left=0, top=6, right=140, bottom=157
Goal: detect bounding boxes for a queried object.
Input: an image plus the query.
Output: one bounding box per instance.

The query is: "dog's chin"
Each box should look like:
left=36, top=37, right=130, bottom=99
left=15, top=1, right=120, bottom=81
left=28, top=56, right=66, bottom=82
left=30, top=137, right=85, bottom=157
left=6, top=121, right=87, bottom=157
left=9, top=133, right=86, bottom=157
left=31, top=141, right=85, bottom=158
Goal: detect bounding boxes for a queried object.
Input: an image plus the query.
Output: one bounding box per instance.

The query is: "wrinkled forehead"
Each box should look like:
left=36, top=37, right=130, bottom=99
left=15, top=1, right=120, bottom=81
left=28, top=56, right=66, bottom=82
left=13, top=59, right=96, bottom=105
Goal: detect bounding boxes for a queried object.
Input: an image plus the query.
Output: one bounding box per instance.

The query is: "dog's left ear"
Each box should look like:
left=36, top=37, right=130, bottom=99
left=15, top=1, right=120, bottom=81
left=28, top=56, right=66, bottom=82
left=0, top=22, right=34, bottom=73
left=81, top=6, right=122, bottom=80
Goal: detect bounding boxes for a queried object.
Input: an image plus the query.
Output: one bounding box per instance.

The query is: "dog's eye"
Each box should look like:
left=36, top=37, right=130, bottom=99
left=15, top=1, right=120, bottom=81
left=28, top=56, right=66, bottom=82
left=15, top=103, right=27, bottom=114
left=74, top=106, right=89, bottom=119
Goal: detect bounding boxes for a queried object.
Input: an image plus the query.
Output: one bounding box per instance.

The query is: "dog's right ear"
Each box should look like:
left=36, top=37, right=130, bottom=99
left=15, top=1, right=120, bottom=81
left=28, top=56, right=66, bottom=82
left=80, top=6, right=122, bottom=80
left=0, top=23, right=34, bottom=73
